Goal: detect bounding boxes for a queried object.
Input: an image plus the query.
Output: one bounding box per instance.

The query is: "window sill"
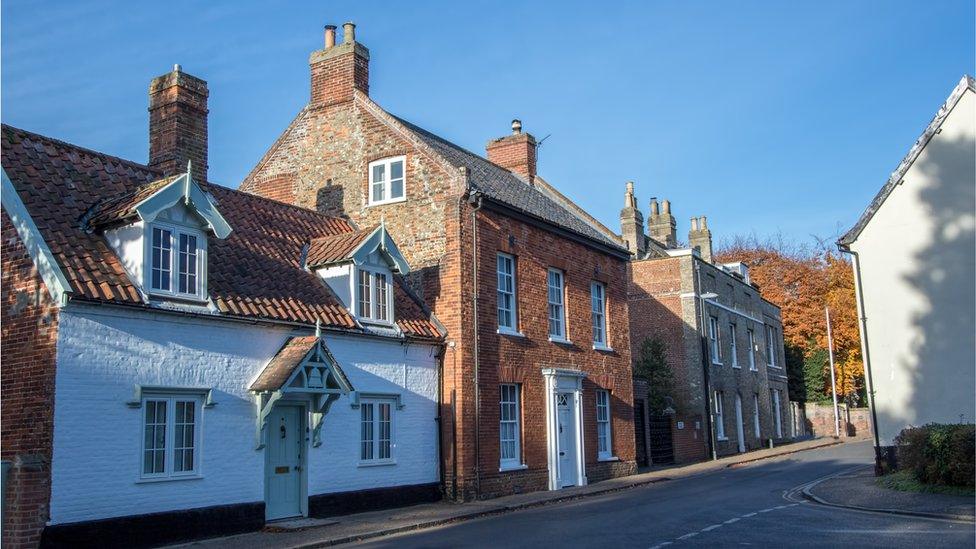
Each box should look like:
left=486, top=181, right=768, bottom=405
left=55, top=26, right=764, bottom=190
left=750, top=367, right=759, bottom=372
left=592, top=344, right=614, bottom=353
left=366, top=197, right=407, bottom=208
left=499, top=463, right=529, bottom=472
left=548, top=336, right=573, bottom=346
left=497, top=328, right=525, bottom=338
left=711, top=361, right=724, bottom=366
left=731, top=364, right=741, bottom=369
left=358, top=459, right=397, bottom=468
left=136, top=474, right=204, bottom=484
left=716, top=437, right=729, bottom=442
left=359, top=318, right=396, bottom=328
left=597, top=455, right=619, bottom=462
left=768, top=364, right=783, bottom=370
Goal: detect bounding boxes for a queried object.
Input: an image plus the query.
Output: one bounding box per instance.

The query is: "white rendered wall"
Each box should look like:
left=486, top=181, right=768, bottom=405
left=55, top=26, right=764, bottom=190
left=50, top=304, right=439, bottom=525
left=851, top=88, right=976, bottom=445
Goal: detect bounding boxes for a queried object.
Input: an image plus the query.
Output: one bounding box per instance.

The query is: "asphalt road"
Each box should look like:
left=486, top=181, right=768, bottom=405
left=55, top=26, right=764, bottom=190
left=347, top=441, right=975, bottom=548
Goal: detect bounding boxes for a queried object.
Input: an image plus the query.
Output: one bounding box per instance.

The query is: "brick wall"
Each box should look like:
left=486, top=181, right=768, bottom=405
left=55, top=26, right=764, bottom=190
left=800, top=403, right=873, bottom=439
left=1, top=211, right=59, bottom=548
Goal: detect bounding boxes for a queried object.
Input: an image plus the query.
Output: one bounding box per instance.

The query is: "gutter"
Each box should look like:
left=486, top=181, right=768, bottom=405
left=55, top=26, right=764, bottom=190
left=837, top=244, right=883, bottom=474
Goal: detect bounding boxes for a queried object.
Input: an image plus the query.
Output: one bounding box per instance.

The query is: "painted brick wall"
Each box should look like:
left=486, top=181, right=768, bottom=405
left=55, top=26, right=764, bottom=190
left=50, top=304, right=439, bottom=525
left=1, top=211, right=59, bottom=548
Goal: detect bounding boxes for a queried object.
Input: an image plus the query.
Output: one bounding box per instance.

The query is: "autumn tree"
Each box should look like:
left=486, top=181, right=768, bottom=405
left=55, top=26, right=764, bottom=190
left=715, top=234, right=864, bottom=405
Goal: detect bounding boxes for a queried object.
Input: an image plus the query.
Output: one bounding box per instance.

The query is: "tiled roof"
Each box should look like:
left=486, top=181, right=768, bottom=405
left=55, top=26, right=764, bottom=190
left=86, top=176, right=179, bottom=227
left=1, top=124, right=442, bottom=340
left=390, top=116, right=628, bottom=253
left=305, top=227, right=375, bottom=268
left=249, top=336, right=318, bottom=391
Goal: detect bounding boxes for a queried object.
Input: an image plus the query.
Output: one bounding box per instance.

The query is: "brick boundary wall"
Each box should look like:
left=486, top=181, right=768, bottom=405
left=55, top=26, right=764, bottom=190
left=1, top=211, right=60, bottom=548
left=798, top=402, right=873, bottom=439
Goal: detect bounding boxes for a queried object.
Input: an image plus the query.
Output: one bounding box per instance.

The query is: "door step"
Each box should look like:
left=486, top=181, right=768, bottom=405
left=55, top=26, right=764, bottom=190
left=264, top=517, right=340, bottom=532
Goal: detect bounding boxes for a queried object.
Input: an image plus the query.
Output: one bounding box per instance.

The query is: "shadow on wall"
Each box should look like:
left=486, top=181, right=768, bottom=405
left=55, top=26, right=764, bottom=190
left=878, top=133, right=976, bottom=439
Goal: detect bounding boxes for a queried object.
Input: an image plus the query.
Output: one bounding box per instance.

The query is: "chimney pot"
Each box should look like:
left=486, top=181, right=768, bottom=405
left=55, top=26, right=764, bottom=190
left=650, top=199, right=659, bottom=216
left=173, top=64, right=182, bottom=72
left=662, top=199, right=671, bottom=214
left=343, top=22, right=356, bottom=43
left=324, top=25, right=337, bottom=49
left=511, top=119, right=522, bottom=135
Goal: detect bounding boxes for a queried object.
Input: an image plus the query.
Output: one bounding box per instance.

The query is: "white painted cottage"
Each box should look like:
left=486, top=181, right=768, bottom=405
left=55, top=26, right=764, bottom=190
left=838, top=76, right=975, bottom=465
left=1, top=123, right=445, bottom=547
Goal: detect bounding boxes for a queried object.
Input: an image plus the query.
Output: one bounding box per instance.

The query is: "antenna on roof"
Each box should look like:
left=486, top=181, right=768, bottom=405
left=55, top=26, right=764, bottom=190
left=315, top=318, right=321, bottom=338
left=534, top=134, right=552, bottom=174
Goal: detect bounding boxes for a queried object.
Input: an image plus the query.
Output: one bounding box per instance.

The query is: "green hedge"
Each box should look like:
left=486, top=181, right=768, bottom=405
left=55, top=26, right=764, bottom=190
left=894, top=423, right=975, bottom=488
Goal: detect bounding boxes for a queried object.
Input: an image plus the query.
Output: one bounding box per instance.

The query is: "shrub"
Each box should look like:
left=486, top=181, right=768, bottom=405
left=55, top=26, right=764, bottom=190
left=894, top=423, right=975, bottom=488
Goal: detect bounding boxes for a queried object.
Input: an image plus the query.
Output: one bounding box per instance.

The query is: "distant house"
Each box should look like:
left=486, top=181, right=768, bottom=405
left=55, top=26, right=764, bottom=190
left=838, top=76, right=975, bottom=463
left=619, top=184, right=791, bottom=465
left=241, top=23, right=637, bottom=500
left=0, top=66, right=444, bottom=547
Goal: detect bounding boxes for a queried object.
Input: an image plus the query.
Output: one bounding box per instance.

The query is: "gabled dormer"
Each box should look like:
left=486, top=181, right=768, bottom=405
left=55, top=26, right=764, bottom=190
left=306, top=223, right=410, bottom=327
left=88, top=163, right=231, bottom=303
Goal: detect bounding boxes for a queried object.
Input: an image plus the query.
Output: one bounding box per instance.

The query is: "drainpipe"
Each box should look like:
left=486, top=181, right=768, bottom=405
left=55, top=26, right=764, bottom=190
left=839, top=246, right=883, bottom=475
left=695, top=260, right=719, bottom=461
left=468, top=189, right=484, bottom=496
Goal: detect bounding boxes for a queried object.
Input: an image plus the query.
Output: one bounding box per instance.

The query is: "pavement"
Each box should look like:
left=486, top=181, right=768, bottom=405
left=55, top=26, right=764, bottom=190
left=805, top=466, right=975, bottom=521
left=172, top=437, right=845, bottom=549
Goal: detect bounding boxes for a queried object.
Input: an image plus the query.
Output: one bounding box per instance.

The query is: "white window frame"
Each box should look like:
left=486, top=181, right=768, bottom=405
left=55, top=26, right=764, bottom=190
left=355, top=266, right=394, bottom=325
left=766, top=325, right=778, bottom=367
left=708, top=316, right=721, bottom=364
left=359, top=397, right=396, bottom=465
left=729, top=323, right=739, bottom=368
left=139, top=393, right=203, bottom=481
left=547, top=268, right=568, bottom=342
left=596, top=389, right=613, bottom=460
left=496, top=253, right=519, bottom=334
left=713, top=390, right=726, bottom=440
left=499, top=384, right=523, bottom=470
left=367, top=156, right=406, bottom=206
left=753, top=393, right=761, bottom=440
left=591, top=282, right=610, bottom=350
left=147, top=222, right=207, bottom=300
left=747, top=328, right=757, bottom=371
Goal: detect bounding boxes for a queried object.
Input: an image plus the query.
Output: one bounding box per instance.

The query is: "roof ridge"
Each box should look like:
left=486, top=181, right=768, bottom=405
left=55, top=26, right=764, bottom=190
left=2, top=123, right=162, bottom=176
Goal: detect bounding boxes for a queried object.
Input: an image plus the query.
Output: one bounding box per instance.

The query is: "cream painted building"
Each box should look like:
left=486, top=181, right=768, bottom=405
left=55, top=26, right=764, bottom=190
left=838, top=76, right=976, bottom=453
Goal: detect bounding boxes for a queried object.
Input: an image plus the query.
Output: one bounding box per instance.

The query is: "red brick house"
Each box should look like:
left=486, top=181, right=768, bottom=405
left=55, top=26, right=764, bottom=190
left=240, top=23, right=636, bottom=499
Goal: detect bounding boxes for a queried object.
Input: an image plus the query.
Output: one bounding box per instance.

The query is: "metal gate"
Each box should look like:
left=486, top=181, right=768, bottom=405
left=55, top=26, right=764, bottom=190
left=634, top=399, right=648, bottom=467
left=648, top=414, right=674, bottom=465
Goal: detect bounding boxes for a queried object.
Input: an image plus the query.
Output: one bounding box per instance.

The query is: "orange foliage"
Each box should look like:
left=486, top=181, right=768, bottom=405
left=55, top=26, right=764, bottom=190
left=716, top=236, right=864, bottom=402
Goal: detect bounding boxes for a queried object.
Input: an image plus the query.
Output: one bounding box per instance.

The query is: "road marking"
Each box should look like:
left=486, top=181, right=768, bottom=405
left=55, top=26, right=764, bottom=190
left=676, top=532, right=698, bottom=540
left=652, top=500, right=803, bottom=548
left=648, top=542, right=673, bottom=549
left=701, top=524, right=722, bottom=532
left=723, top=517, right=741, bottom=524
left=758, top=508, right=775, bottom=513
left=742, top=512, right=757, bottom=517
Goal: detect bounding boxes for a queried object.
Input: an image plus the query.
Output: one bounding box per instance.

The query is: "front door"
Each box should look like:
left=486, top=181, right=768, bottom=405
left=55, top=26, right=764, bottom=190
left=266, top=405, right=304, bottom=520
left=557, top=393, right=578, bottom=487
left=734, top=394, right=746, bottom=453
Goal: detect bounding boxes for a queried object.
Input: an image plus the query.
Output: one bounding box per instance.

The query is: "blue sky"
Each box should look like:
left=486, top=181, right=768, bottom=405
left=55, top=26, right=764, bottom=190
left=3, top=1, right=973, bottom=245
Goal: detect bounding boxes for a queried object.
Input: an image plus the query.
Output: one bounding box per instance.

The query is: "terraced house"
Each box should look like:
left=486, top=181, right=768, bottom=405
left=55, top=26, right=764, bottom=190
left=241, top=23, right=637, bottom=499
left=620, top=182, right=792, bottom=465
left=0, top=66, right=445, bottom=546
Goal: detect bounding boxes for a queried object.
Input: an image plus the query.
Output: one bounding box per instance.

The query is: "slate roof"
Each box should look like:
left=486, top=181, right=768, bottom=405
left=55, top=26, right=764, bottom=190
left=1, top=124, right=441, bottom=340
left=305, top=227, right=375, bottom=268
left=839, top=75, right=976, bottom=247
left=391, top=116, right=629, bottom=254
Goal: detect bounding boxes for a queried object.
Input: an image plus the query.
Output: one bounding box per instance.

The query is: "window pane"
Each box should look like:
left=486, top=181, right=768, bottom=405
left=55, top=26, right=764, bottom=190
left=174, top=401, right=196, bottom=473
left=375, top=273, right=388, bottom=321
left=371, top=163, right=386, bottom=203
left=143, top=400, right=167, bottom=474
left=358, top=270, right=372, bottom=318
left=361, top=404, right=374, bottom=460
left=178, top=234, right=198, bottom=295
left=497, top=255, right=515, bottom=329
left=547, top=270, right=564, bottom=338
left=499, top=384, right=520, bottom=462
left=151, top=228, right=172, bottom=291
left=378, top=403, right=391, bottom=459
left=390, top=160, right=404, bottom=199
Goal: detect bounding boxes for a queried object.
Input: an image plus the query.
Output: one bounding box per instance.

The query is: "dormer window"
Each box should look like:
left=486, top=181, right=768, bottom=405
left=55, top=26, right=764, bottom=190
left=149, top=223, right=206, bottom=299
left=368, top=156, right=406, bottom=206
left=357, top=267, right=392, bottom=323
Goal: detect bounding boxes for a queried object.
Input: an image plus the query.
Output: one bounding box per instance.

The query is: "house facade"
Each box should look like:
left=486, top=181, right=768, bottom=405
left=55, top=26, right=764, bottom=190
left=0, top=65, right=445, bottom=547
left=838, top=76, right=975, bottom=461
left=240, top=23, right=637, bottom=500
left=621, top=183, right=792, bottom=463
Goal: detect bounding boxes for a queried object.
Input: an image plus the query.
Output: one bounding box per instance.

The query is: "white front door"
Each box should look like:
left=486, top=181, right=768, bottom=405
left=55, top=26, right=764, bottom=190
left=557, top=393, right=578, bottom=487
left=266, top=404, right=304, bottom=521
left=734, top=394, right=746, bottom=453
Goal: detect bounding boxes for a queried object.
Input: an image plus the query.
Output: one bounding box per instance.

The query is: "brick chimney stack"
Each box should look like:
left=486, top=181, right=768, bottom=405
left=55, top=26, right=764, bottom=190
left=148, top=64, right=209, bottom=182
left=619, top=181, right=646, bottom=256
left=486, top=119, right=537, bottom=180
left=648, top=198, right=677, bottom=248
left=310, top=22, right=370, bottom=105
left=689, top=216, right=713, bottom=263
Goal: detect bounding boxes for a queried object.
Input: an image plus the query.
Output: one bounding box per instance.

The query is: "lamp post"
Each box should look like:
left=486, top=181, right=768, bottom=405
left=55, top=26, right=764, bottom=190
left=826, top=307, right=841, bottom=438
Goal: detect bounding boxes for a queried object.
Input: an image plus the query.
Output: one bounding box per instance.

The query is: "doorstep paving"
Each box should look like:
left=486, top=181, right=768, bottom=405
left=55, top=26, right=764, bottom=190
left=806, top=466, right=975, bottom=521
left=171, top=437, right=843, bottom=549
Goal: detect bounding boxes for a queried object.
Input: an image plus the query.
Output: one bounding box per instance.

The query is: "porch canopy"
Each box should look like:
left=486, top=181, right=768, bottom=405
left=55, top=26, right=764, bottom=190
left=251, top=335, right=353, bottom=448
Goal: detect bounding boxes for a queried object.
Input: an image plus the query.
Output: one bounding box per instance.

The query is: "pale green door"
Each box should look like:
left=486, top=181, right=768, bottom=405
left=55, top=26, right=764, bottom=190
left=266, top=405, right=303, bottom=520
